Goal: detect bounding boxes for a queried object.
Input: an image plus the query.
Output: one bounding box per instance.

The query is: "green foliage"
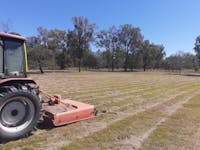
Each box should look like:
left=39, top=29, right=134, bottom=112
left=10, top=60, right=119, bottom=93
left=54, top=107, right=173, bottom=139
left=163, top=52, right=197, bottom=71
left=47, top=29, right=67, bottom=51
left=56, top=51, right=72, bottom=69
left=82, top=51, right=99, bottom=69
left=194, top=35, right=200, bottom=66
left=138, top=40, right=165, bottom=71
left=118, top=24, right=143, bottom=71
left=27, top=46, right=56, bottom=70
left=96, top=26, right=119, bottom=71
left=101, top=50, right=112, bottom=69
left=114, top=49, right=125, bottom=69
left=69, top=16, right=96, bottom=72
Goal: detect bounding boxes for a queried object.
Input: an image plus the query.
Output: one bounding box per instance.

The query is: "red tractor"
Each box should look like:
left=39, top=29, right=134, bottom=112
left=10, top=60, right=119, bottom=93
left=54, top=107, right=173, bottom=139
left=0, top=33, right=96, bottom=141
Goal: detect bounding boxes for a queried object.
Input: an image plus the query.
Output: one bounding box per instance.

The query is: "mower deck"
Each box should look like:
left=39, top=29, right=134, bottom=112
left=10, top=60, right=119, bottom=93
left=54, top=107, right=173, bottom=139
left=43, top=99, right=96, bottom=126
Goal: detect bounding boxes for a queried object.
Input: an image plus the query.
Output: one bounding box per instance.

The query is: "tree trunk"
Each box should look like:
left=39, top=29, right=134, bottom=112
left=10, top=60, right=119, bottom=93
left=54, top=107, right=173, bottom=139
left=124, top=51, right=128, bottom=72
left=143, top=64, right=146, bottom=72
left=112, top=57, right=114, bottom=72
left=131, top=67, right=133, bottom=72
left=124, top=65, right=127, bottom=72
left=39, top=64, right=44, bottom=74
left=78, top=59, right=81, bottom=72
left=38, top=60, right=44, bottom=74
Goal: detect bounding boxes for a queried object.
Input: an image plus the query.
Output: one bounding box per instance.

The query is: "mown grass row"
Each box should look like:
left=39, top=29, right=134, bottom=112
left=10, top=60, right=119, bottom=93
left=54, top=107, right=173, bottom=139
left=81, top=82, right=196, bottom=104
left=56, top=79, right=163, bottom=98
left=141, top=94, right=200, bottom=150
left=34, top=72, right=191, bottom=97
left=50, top=78, right=192, bottom=99
left=96, top=83, right=200, bottom=110
left=60, top=90, right=200, bottom=150
left=85, top=83, right=200, bottom=124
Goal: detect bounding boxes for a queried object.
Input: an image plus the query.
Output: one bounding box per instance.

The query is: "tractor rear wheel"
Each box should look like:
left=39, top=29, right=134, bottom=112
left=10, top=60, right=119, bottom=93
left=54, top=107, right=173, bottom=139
left=0, top=85, right=41, bottom=141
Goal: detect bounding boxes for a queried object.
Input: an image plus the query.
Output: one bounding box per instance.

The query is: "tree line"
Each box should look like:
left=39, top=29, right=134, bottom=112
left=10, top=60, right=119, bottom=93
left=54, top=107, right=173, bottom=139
left=13, top=16, right=199, bottom=72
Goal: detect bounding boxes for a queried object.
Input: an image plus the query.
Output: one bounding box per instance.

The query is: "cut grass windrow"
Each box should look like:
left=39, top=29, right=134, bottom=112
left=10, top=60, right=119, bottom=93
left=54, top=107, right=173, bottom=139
left=59, top=90, right=200, bottom=150
left=83, top=82, right=198, bottom=105
left=140, top=94, right=200, bottom=150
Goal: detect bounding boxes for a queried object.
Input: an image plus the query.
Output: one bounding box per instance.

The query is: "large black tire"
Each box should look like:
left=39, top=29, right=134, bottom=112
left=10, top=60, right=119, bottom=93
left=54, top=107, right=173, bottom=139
left=0, top=84, right=41, bottom=141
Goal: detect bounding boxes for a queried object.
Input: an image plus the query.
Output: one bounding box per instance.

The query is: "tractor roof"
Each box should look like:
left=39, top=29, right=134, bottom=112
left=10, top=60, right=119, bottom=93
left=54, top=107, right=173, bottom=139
left=0, top=32, right=26, bottom=41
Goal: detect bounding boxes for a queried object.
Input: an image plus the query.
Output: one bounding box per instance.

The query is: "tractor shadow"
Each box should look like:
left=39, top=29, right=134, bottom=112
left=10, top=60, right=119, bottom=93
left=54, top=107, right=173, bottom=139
left=181, top=73, right=200, bottom=77
left=0, top=122, right=61, bottom=144
left=165, top=72, right=200, bottom=77
left=0, top=121, right=55, bottom=144
left=37, top=119, right=55, bottom=130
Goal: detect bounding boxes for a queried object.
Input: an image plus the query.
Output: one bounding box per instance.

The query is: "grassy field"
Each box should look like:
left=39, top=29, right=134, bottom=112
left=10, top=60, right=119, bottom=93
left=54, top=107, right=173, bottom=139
left=1, top=71, right=200, bottom=150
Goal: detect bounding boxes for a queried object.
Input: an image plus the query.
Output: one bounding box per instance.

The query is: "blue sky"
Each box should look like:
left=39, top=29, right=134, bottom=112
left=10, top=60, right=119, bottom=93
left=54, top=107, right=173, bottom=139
left=0, top=0, right=199, bottom=56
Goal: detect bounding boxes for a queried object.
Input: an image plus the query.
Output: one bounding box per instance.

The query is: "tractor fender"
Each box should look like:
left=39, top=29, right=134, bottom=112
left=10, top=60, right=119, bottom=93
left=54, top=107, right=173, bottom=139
left=0, top=78, right=37, bottom=86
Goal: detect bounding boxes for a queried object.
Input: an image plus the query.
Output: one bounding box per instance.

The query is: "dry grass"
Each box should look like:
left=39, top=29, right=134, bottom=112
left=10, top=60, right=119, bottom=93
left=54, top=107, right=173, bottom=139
left=1, top=71, right=200, bottom=150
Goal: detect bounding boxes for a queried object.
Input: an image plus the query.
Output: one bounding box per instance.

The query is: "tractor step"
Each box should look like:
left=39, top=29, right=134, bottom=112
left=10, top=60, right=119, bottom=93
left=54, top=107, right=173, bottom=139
left=42, top=97, right=96, bottom=126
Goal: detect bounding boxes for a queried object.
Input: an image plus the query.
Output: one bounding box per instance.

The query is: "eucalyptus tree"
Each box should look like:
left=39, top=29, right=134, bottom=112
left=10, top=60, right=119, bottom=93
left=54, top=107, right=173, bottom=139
left=139, top=41, right=165, bottom=71
left=118, top=24, right=143, bottom=71
left=151, top=44, right=165, bottom=69
left=47, top=29, right=67, bottom=51
left=68, top=16, right=96, bottom=72
left=194, top=35, right=200, bottom=66
left=96, top=26, right=119, bottom=71
left=37, top=27, right=49, bottom=48
left=47, top=29, right=70, bottom=69
left=140, top=40, right=151, bottom=71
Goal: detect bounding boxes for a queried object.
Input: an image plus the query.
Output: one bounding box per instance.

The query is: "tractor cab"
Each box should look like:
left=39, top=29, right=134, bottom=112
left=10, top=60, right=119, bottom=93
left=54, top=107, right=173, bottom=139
left=0, top=32, right=27, bottom=78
